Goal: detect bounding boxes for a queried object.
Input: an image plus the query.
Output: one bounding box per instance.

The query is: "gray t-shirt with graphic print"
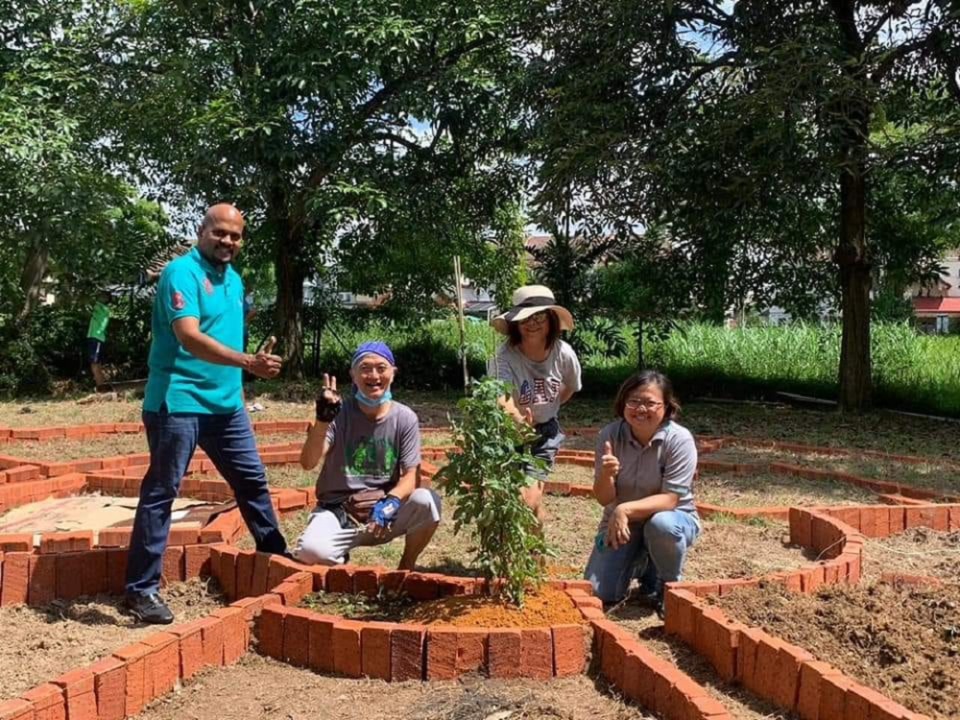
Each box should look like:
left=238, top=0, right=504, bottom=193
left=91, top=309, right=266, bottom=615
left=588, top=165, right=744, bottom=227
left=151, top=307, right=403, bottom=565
left=487, top=340, right=582, bottom=425
left=317, top=398, right=421, bottom=505
left=595, top=419, right=699, bottom=531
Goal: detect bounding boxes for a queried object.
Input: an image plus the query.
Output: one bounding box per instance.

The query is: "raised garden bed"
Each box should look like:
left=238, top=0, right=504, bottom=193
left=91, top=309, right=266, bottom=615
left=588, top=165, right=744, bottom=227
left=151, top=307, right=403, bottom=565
left=0, top=577, right=224, bottom=701
left=711, top=580, right=960, bottom=719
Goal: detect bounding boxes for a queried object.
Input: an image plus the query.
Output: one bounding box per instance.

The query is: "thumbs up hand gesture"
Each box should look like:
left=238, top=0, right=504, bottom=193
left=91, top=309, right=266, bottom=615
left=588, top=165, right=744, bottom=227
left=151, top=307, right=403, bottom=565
left=600, top=440, right=620, bottom=482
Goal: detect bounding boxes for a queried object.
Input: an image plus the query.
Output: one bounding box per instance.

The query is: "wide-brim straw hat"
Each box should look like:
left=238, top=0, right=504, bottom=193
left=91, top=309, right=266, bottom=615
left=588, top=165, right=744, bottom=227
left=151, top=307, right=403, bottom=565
left=490, top=285, right=574, bottom=335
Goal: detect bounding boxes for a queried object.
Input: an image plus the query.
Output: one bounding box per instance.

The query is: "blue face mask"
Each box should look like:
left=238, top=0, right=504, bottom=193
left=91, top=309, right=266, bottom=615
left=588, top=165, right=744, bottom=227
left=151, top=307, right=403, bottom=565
left=355, top=387, right=393, bottom=407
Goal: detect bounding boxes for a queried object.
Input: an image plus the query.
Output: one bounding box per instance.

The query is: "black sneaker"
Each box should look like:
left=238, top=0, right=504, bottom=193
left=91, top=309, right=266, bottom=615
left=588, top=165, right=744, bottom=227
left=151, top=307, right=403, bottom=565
left=125, top=592, right=174, bottom=624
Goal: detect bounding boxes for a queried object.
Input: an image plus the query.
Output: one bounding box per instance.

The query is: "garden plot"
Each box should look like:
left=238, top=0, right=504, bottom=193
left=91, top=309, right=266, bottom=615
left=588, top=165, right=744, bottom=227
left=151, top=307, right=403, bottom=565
left=705, top=444, right=960, bottom=496
left=0, top=577, right=224, bottom=701
left=131, top=654, right=653, bottom=720
left=695, top=469, right=876, bottom=508
left=861, top=527, right=960, bottom=582
left=239, top=493, right=603, bottom=579
left=712, top=581, right=960, bottom=720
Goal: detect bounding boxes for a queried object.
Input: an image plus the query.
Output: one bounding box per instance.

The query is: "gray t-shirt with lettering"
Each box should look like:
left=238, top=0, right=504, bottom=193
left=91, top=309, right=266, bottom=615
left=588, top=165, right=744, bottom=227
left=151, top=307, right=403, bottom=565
left=487, top=340, right=582, bottom=425
left=317, top=398, right=421, bottom=505
left=595, top=419, right=699, bottom=531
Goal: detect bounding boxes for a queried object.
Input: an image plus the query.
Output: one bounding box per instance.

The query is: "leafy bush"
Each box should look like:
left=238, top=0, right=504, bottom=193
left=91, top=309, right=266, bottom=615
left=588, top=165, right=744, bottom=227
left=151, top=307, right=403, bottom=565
left=434, top=377, right=550, bottom=605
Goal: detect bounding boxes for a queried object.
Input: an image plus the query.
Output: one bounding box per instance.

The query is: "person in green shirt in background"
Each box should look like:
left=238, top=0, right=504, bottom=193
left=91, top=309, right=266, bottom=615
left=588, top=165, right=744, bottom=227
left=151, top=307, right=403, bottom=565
left=86, top=292, right=111, bottom=389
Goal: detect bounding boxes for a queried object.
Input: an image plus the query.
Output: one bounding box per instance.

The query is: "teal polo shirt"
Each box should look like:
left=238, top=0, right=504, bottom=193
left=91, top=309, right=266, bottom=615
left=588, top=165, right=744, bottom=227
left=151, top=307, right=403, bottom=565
left=144, top=247, right=245, bottom=414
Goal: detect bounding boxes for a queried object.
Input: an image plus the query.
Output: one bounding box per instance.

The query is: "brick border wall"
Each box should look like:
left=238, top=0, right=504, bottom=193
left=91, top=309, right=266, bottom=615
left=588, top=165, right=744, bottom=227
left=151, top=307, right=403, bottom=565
left=657, top=504, right=959, bottom=720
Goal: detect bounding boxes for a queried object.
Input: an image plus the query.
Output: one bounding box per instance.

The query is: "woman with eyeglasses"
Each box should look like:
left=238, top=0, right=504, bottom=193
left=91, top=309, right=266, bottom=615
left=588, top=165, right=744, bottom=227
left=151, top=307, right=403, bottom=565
left=584, top=369, right=700, bottom=614
left=488, top=285, right=582, bottom=521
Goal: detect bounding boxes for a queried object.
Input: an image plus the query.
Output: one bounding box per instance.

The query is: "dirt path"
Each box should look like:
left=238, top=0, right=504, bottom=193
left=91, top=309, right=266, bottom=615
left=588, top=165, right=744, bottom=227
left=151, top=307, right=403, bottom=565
left=131, top=654, right=653, bottom=720
left=0, top=577, right=225, bottom=701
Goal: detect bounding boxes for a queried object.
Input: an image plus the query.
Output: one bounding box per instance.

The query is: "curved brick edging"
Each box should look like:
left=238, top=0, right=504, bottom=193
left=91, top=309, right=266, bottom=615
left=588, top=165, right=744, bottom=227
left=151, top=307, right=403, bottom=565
left=658, top=504, right=960, bottom=720
left=205, top=546, right=594, bottom=682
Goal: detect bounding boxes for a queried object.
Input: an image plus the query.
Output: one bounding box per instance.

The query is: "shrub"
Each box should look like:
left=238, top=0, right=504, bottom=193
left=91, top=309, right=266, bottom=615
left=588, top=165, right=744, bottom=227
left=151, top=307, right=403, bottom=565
left=433, top=377, right=550, bottom=605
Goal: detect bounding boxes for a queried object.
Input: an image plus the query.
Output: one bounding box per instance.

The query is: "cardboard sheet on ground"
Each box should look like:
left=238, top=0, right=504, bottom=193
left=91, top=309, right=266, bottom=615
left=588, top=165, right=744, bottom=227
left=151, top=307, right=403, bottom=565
left=0, top=494, right=228, bottom=544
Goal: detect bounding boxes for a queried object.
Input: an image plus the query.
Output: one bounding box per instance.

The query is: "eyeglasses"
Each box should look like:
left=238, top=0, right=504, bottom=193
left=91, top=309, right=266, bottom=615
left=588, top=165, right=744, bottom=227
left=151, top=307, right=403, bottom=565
left=625, top=400, right=664, bottom=411
left=519, top=311, right=549, bottom=325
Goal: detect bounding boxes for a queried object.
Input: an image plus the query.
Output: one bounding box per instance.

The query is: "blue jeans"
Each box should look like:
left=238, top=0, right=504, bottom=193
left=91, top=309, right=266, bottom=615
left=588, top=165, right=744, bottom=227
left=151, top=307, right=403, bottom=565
left=125, top=407, right=287, bottom=595
left=584, top=509, right=700, bottom=604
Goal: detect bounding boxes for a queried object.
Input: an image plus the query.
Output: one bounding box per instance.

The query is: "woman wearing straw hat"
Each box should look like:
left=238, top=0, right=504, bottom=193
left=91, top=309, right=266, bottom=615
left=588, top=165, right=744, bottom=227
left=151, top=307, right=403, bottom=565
left=488, top=285, right=582, bottom=520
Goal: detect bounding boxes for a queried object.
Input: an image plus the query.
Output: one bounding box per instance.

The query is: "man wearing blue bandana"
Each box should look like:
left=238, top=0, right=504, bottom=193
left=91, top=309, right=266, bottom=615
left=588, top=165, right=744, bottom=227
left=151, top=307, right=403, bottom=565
left=293, top=341, right=442, bottom=568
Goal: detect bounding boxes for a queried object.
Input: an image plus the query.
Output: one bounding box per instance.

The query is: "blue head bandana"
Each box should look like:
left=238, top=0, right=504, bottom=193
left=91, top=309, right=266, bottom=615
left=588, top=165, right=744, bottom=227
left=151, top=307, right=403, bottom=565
left=352, top=341, right=395, bottom=406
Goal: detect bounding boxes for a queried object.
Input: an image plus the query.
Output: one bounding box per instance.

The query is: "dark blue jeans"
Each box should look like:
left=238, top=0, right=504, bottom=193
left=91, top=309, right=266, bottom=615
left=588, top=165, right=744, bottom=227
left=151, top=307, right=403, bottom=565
left=125, top=407, right=287, bottom=595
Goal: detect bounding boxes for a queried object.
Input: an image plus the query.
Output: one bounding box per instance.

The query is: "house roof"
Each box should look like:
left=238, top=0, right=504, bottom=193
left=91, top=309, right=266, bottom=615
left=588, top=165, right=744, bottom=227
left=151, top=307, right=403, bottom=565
left=913, top=296, right=960, bottom=315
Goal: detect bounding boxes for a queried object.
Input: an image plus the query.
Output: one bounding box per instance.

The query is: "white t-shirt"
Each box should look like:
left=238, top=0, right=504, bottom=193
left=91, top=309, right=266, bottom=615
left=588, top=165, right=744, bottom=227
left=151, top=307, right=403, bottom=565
left=487, top=340, right=582, bottom=425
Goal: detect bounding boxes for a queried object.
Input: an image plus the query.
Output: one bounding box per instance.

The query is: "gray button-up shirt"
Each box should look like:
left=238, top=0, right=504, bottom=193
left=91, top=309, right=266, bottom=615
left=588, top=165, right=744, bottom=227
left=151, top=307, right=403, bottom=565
left=594, top=419, right=699, bottom=531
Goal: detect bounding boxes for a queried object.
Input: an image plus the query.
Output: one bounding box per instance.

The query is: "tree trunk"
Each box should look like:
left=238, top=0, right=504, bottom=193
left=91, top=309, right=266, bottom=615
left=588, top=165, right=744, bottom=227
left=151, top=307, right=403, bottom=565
left=835, top=141, right=872, bottom=412
left=275, top=237, right=305, bottom=380
left=17, top=238, right=49, bottom=325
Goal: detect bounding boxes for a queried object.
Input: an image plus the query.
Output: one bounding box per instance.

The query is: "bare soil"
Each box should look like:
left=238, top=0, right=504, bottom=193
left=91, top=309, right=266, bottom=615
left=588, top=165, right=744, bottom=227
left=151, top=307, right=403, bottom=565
left=862, top=528, right=960, bottom=582
left=684, top=520, right=815, bottom=581
left=0, top=577, right=225, bottom=701
left=713, top=581, right=960, bottom=719
left=695, top=469, right=876, bottom=508
left=301, top=585, right=583, bottom=629
left=130, top=653, right=653, bottom=720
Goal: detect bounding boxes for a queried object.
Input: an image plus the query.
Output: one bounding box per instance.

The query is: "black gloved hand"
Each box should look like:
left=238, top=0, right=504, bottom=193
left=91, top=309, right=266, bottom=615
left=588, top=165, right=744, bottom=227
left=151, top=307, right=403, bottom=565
left=315, top=373, right=342, bottom=422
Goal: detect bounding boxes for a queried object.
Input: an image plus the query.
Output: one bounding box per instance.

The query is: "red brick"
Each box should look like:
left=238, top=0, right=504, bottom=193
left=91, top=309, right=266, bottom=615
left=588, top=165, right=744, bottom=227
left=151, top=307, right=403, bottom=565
left=457, top=628, right=487, bottom=675
left=482, top=628, right=522, bottom=679
left=28, top=554, right=56, bottom=606
left=1, top=552, right=29, bottom=606
left=281, top=607, right=312, bottom=667
left=249, top=552, right=271, bottom=595
left=140, top=632, right=179, bottom=699
left=160, top=546, right=185, bottom=586
left=390, top=624, right=425, bottom=681
left=184, top=545, right=213, bottom=580
left=39, top=531, right=94, bottom=554
left=818, top=675, right=852, bottom=720
left=845, top=683, right=891, bottom=720
left=426, top=626, right=459, bottom=680
left=521, top=627, right=554, bottom=679
left=20, top=683, right=65, bottom=720
left=216, top=546, right=240, bottom=598
left=774, top=643, right=816, bottom=710
left=949, top=506, right=960, bottom=532
left=0, top=534, right=33, bottom=552
left=111, top=643, right=149, bottom=716
left=56, top=553, right=85, bottom=601
left=266, top=555, right=303, bottom=592
left=197, top=616, right=225, bottom=667
left=689, top=695, right=729, bottom=718
left=888, top=508, right=906, bottom=534
left=80, top=551, right=108, bottom=596
left=790, top=507, right=813, bottom=547
left=0, top=699, right=33, bottom=720
left=211, top=607, right=246, bottom=664
left=105, top=549, right=126, bottom=594
left=753, top=635, right=785, bottom=702
left=89, top=656, right=126, bottom=720
left=95, top=529, right=131, bottom=549
left=353, top=567, right=381, bottom=596
left=332, top=621, right=363, bottom=678
left=230, top=551, right=253, bottom=599
left=361, top=622, right=394, bottom=680
left=736, top=627, right=765, bottom=688
left=257, top=607, right=285, bottom=659
left=52, top=668, right=97, bottom=720
left=552, top=624, right=585, bottom=677
left=402, top=572, right=439, bottom=600
left=306, top=613, right=337, bottom=672
left=326, top=565, right=355, bottom=594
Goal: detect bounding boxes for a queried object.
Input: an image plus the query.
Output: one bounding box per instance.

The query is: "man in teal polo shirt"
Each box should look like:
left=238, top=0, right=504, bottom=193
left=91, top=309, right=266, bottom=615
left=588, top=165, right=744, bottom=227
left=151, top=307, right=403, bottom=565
left=126, top=203, right=287, bottom=624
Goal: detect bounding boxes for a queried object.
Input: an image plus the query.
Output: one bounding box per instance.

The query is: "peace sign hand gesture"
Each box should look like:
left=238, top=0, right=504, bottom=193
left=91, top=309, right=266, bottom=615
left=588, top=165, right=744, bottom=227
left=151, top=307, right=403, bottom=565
left=315, top=373, right=342, bottom=423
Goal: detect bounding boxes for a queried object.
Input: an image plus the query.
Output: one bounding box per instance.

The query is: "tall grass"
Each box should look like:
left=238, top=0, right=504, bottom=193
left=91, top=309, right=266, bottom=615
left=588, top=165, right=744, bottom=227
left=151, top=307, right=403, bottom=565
left=305, top=316, right=960, bottom=416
